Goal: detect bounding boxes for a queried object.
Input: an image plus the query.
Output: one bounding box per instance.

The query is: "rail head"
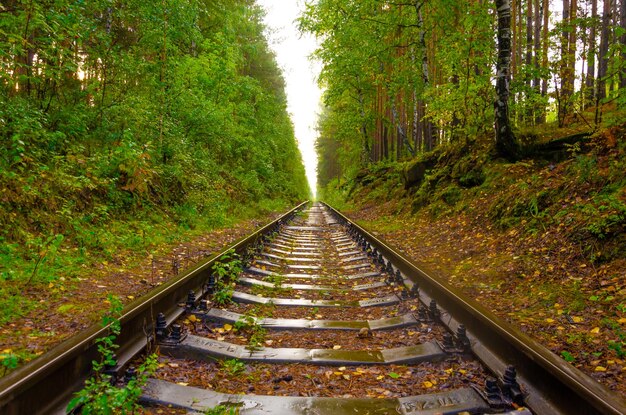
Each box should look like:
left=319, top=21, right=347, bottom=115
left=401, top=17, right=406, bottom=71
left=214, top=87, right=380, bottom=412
left=0, top=201, right=308, bottom=415
left=323, top=202, right=626, bottom=415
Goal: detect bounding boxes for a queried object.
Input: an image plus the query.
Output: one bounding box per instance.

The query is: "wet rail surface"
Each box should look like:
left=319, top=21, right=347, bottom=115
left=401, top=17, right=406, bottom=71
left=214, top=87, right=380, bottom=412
left=2, top=202, right=626, bottom=415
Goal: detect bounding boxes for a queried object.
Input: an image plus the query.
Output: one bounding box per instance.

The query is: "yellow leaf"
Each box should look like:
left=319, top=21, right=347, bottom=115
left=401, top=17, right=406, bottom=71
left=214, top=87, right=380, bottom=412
left=458, top=369, right=467, bottom=374
left=595, top=366, right=607, bottom=372
left=333, top=372, right=343, bottom=376
left=333, top=345, right=342, bottom=350
left=590, top=327, right=601, bottom=334
left=422, top=381, right=433, bottom=388
left=545, top=318, right=555, bottom=323
left=342, top=374, right=350, bottom=380
left=176, top=382, right=188, bottom=386
left=188, top=315, right=198, bottom=323
left=127, top=295, right=134, bottom=300
left=338, top=366, right=346, bottom=371
left=376, top=375, right=384, bottom=380
left=617, top=318, right=626, bottom=324
left=2, top=349, right=12, bottom=354
left=223, top=324, right=232, bottom=331
left=571, top=316, right=584, bottom=323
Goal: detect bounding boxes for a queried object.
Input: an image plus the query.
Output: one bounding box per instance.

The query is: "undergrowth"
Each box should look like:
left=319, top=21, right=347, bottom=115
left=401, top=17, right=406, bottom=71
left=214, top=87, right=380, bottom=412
left=66, top=295, right=157, bottom=414
left=329, top=124, right=626, bottom=264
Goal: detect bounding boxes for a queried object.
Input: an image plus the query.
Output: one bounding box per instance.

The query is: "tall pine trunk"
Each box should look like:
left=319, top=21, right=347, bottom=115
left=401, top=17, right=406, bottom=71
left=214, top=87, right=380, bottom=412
left=598, top=0, right=612, bottom=101
left=619, top=0, right=626, bottom=93
left=495, top=0, right=519, bottom=161
left=586, top=0, right=598, bottom=105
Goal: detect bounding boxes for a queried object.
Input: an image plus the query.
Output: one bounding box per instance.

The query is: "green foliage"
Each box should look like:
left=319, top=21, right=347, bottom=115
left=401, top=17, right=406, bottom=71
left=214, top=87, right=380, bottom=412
left=212, top=250, right=243, bottom=285
left=212, top=284, right=234, bottom=307
left=211, top=250, right=242, bottom=306
left=0, top=0, right=309, bottom=326
left=560, top=350, right=576, bottom=362
left=233, top=315, right=267, bottom=351
left=219, top=359, right=246, bottom=377
left=204, top=405, right=239, bottom=415
left=0, top=351, right=20, bottom=377
left=66, top=295, right=158, bottom=414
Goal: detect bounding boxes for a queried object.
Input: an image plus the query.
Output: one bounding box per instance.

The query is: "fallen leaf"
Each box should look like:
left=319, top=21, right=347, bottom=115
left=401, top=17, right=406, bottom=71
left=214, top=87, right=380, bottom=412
left=571, top=316, right=584, bottom=323
left=595, top=366, right=607, bottom=372
left=590, top=327, right=601, bottom=334
left=423, top=381, right=434, bottom=388
left=333, top=345, right=342, bottom=350
left=223, top=324, right=232, bottom=331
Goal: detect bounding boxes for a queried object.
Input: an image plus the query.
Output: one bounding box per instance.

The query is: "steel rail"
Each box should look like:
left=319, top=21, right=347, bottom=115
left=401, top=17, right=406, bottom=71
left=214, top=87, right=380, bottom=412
left=324, top=202, right=626, bottom=415
left=0, top=201, right=307, bottom=415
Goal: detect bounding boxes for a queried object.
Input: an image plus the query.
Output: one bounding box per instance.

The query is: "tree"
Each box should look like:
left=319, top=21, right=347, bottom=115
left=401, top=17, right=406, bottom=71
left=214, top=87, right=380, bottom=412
left=495, top=0, right=520, bottom=160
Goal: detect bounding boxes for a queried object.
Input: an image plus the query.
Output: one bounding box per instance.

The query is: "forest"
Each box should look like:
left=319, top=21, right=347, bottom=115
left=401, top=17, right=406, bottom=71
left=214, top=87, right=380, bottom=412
left=0, top=0, right=308, bottom=332
left=302, top=0, right=626, bottom=395
left=303, top=0, right=626, bottom=187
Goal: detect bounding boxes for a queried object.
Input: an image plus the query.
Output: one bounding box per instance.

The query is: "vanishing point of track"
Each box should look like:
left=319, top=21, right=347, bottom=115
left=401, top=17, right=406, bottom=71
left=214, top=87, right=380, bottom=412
left=1, top=202, right=625, bottom=414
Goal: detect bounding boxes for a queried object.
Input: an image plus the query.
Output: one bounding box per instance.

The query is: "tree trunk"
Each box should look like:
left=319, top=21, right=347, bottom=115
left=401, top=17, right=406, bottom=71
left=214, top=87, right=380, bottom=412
left=619, top=0, right=626, bottom=89
left=533, top=0, right=542, bottom=124
left=586, top=0, right=598, bottom=104
left=566, top=0, right=577, bottom=96
left=392, top=101, right=415, bottom=156
left=598, top=0, right=612, bottom=101
left=495, top=0, right=519, bottom=161
left=416, top=3, right=434, bottom=152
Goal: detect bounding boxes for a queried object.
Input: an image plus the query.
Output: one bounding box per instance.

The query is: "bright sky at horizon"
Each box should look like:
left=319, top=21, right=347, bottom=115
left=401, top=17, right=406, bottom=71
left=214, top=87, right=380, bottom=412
left=257, top=0, right=322, bottom=198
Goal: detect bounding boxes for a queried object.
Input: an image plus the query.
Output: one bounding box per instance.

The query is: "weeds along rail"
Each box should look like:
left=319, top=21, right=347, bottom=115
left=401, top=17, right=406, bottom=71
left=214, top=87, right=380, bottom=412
left=2, top=202, right=625, bottom=415
left=0, top=202, right=307, bottom=415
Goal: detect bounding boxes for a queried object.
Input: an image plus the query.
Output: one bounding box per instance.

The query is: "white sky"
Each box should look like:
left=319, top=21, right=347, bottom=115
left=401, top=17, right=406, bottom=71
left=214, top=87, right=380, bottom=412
left=257, top=0, right=322, bottom=198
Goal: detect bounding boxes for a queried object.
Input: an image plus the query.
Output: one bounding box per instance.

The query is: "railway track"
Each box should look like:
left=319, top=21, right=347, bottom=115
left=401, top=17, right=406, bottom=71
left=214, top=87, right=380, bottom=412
left=1, top=202, right=626, bottom=414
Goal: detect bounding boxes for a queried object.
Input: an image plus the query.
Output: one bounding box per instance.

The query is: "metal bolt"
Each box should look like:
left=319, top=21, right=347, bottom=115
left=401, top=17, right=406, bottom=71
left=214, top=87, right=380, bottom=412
left=442, top=332, right=455, bottom=350
left=429, top=299, right=440, bottom=320
left=503, top=365, right=517, bottom=386
left=485, top=377, right=503, bottom=405
left=172, top=258, right=180, bottom=275
left=124, top=366, right=137, bottom=383
left=186, top=290, right=196, bottom=309
left=155, top=312, right=167, bottom=338
left=410, top=283, right=419, bottom=297
left=395, top=270, right=403, bottom=284
left=502, top=365, right=524, bottom=404
left=206, top=274, right=216, bottom=294
left=170, top=324, right=183, bottom=343
left=456, top=324, right=470, bottom=350
left=377, top=253, right=385, bottom=265
left=417, top=307, right=428, bottom=321
left=198, top=299, right=208, bottom=311
left=386, top=261, right=393, bottom=274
